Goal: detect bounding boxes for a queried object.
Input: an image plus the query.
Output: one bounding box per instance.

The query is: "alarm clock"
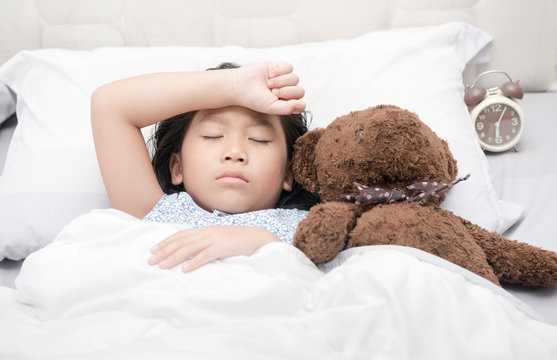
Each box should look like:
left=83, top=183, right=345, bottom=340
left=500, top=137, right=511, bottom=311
left=464, top=70, right=525, bottom=152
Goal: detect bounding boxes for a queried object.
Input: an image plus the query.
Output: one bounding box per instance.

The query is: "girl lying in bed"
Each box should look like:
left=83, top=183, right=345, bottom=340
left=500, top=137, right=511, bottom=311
left=91, top=62, right=319, bottom=273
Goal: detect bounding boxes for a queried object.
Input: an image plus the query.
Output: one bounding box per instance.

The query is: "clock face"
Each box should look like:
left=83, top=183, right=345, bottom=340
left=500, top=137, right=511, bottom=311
left=474, top=102, right=523, bottom=150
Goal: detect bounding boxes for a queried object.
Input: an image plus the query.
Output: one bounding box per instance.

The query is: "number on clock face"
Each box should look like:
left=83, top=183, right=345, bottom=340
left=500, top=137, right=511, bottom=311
left=475, top=103, right=521, bottom=146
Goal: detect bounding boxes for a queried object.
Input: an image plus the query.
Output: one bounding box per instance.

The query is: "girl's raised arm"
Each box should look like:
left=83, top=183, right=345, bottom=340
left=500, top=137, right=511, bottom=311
left=91, top=63, right=305, bottom=218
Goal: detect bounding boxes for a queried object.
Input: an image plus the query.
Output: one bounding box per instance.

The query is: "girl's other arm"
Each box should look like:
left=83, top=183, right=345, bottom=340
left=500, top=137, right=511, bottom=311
left=148, top=226, right=281, bottom=272
left=91, top=63, right=305, bottom=218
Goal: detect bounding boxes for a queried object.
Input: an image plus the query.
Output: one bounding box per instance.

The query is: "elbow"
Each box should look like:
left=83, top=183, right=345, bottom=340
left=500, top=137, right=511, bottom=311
left=91, top=85, right=108, bottom=118
left=91, top=84, right=116, bottom=127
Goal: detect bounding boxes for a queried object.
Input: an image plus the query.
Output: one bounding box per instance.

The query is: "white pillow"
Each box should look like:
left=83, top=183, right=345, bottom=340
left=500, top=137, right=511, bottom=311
left=0, top=22, right=523, bottom=260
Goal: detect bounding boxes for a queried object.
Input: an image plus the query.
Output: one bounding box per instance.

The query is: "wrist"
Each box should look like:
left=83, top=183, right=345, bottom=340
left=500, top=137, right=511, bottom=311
left=190, top=69, right=239, bottom=109
left=242, top=226, right=280, bottom=245
left=207, top=67, right=240, bottom=107
left=225, top=65, right=266, bottom=111
left=227, top=67, right=243, bottom=107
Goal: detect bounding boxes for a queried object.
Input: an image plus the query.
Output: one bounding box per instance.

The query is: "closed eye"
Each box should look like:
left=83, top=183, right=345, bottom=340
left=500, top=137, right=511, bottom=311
left=249, top=138, right=270, bottom=144
left=202, top=135, right=223, bottom=140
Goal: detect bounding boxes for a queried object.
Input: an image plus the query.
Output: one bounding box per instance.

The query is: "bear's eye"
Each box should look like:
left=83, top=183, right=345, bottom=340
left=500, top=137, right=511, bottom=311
left=356, top=130, right=363, bottom=138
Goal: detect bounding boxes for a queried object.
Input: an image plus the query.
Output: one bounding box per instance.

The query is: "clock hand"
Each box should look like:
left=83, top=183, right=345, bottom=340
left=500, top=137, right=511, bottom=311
left=495, top=106, right=507, bottom=140
left=496, top=106, right=507, bottom=126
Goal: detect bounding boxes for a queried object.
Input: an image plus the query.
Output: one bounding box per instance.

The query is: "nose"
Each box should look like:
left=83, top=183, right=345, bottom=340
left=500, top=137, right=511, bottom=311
left=224, top=149, right=246, bottom=162
left=222, top=137, right=247, bottom=163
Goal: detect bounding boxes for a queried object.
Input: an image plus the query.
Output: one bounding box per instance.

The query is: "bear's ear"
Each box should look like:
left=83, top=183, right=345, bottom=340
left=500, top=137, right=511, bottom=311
left=291, top=128, right=325, bottom=193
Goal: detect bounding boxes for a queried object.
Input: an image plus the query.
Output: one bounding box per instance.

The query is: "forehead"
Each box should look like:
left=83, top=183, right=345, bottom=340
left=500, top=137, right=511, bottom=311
left=193, top=106, right=282, bottom=130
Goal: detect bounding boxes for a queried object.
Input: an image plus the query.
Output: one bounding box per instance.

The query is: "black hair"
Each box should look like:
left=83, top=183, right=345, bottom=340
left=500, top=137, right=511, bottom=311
left=148, top=62, right=320, bottom=211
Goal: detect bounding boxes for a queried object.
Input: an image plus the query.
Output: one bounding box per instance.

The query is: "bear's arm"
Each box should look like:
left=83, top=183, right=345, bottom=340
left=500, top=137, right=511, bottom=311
left=460, top=218, right=557, bottom=287
left=294, top=202, right=360, bottom=264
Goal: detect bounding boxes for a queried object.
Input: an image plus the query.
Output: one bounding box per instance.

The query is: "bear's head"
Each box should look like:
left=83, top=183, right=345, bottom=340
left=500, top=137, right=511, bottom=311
left=292, top=105, right=458, bottom=204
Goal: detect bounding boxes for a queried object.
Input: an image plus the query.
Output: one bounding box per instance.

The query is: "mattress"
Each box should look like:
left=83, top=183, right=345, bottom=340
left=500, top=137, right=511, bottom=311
left=488, top=92, right=557, bottom=326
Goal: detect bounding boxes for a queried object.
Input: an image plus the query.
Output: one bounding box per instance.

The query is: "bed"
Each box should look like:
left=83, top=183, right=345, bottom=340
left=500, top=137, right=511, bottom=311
left=1, top=0, right=557, bottom=358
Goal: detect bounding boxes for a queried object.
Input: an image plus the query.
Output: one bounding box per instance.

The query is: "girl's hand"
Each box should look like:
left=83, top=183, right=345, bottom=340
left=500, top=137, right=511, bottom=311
left=148, top=226, right=281, bottom=272
left=233, top=62, right=306, bottom=115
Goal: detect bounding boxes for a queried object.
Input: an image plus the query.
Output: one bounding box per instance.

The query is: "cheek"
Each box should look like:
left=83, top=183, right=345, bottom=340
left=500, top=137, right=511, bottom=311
left=180, top=142, right=212, bottom=176
left=182, top=150, right=210, bottom=170
left=259, top=147, right=288, bottom=180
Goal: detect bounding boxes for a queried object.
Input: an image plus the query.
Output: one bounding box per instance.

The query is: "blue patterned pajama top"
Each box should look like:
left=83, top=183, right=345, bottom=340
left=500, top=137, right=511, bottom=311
left=143, top=192, right=308, bottom=244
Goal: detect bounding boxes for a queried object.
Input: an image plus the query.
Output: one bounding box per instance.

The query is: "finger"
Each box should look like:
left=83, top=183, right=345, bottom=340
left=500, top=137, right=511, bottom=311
left=149, top=230, right=197, bottom=265
left=267, top=73, right=299, bottom=88
left=267, top=99, right=306, bottom=115
left=182, top=246, right=219, bottom=272
left=268, top=62, right=294, bottom=78
left=271, top=86, right=305, bottom=101
left=157, top=240, right=208, bottom=269
left=150, top=230, right=187, bottom=254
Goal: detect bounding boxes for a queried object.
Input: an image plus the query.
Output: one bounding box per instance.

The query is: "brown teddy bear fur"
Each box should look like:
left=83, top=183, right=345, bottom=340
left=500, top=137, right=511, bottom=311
left=292, top=104, right=557, bottom=287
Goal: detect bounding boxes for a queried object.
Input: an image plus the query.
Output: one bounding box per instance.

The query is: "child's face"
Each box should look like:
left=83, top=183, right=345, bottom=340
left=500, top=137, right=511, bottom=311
left=170, top=106, right=292, bottom=213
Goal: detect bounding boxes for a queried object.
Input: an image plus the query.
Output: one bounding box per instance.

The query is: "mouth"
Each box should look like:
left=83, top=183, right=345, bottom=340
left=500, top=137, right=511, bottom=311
left=216, top=171, right=249, bottom=184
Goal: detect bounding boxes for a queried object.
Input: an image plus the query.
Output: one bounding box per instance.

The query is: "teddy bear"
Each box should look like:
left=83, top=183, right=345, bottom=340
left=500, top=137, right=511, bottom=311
left=292, top=104, right=557, bottom=287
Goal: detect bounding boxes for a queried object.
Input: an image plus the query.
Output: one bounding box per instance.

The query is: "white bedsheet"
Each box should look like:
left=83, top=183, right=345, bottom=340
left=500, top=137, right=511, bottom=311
left=487, top=92, right=557, bottom=326
left=0, top=209, right=556, bottom=359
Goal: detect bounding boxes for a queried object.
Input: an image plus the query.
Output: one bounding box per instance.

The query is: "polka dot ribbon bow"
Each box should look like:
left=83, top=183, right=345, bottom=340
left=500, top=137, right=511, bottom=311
left=343, top=174, right=471, bottom=206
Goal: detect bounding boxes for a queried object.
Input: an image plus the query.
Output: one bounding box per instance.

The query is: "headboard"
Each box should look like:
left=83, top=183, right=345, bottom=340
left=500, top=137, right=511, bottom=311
left=1, top=0, right=556, bottom=91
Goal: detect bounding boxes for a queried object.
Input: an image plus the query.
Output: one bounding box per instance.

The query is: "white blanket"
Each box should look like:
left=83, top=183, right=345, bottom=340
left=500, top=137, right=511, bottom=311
left=1, top=209, right=556, bottom=359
